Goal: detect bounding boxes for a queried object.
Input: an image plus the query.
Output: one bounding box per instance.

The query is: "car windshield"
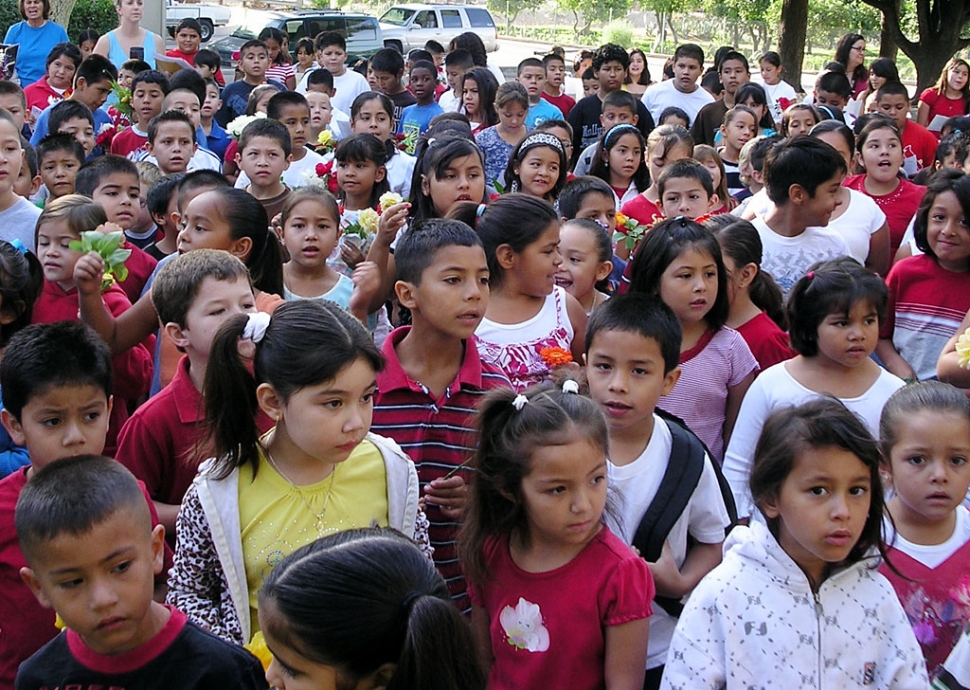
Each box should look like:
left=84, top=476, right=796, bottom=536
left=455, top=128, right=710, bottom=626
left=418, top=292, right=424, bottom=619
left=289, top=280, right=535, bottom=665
left=379, top=7, right=415, bottom=25
left=230, top=18, right=271, bottom=40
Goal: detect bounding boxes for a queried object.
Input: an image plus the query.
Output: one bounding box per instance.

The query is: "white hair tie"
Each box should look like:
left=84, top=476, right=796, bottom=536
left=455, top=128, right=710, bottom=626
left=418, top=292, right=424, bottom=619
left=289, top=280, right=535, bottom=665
left=512, top=394, right=529, bottom=411
left=562, top=380, right=580, bottom=395
left=243, top=312, right=271, bottom=344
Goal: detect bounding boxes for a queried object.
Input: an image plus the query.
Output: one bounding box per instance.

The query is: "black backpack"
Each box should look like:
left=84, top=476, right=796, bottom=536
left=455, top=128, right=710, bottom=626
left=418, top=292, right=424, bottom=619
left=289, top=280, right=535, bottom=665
left=630, top=410, right=737, bottom=617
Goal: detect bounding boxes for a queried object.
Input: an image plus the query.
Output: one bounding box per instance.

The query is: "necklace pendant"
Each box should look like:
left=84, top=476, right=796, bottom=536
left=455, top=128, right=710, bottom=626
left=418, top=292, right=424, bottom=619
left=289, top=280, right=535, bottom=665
left=316, top=519, right=327, bottom=535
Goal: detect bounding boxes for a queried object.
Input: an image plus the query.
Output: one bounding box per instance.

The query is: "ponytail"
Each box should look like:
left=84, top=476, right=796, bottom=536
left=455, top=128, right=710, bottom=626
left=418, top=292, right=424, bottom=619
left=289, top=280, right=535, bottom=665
left=711, top=219, right=786, bottom=329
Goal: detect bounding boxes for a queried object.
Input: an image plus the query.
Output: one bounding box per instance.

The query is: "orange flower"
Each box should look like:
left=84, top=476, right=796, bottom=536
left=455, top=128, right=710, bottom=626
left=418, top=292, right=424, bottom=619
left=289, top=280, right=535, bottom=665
left=615, top=212, right=628, bottom=226
left=539, top=346, right=573, bottom=367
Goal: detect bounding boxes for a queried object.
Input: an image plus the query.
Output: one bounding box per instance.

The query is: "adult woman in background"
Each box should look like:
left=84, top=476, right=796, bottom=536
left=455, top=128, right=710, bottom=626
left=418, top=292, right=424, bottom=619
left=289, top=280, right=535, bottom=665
left=93, top=0, right=165, bottom=70
left=3, top=0, right=69, bottom=86
left=834, top=33, right=869, bottom=99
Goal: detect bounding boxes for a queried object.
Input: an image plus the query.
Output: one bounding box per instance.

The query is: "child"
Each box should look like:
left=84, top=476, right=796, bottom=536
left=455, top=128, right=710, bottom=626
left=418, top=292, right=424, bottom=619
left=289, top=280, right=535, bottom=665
left=658, top=106, right=691, bottom=128
left=306, top=88, right=332, bottom=146
left=29, top=54, right=117, bottom=145
left=128, top=160, right=161, bottom=248
left=193, top=47, right=223, bottom=85
left=503, top=131, right=568, bottom=201
left=351, top=91, right=415, bottom=197
left=215, top=40, right=282, bottom=128
left=734, top=134, right=782, bottom=220
left=844, top=116, right=926, bottom=257
left=876, top=82, right=940, bottom=175
left=877, top=170, right=970, bottom=382
left=235, top=117, right=291, bottom=221
left=15, top=455, right=267, bottom=689
left=627, top=217, right=757, bottom=461
left=408, top=134, right=487, bottom=225
left=117, top=57, right=150, bottom=93
left=153, top=87, right=221, bottom=173
left=144, top=172, right=183, bottom=260
left=199, top=78, right=229, bottom=161
left=461, top=381, right=654, bottom=690
left=0, top=81, right=28, bottom=138
left=570, top=89, right=640, bottom=176
left=13, top=141, right=41, bottom=201
left=541, top=51, right=575, bottom=118
left=692, top=144, right=735, bottom=214
left=371, top=219, right=512, bottom=612
left=663, top=398, right=929, bottom=689
left=45, top=99, right=96, bottom=159
left=814, top=70, right=854, bottom=116
left=535, top=118, right=575, bottom=171
left=758, top=51, right=798, bottom=126
left=293, top=37, right=315, bottom=84
left=110, top=69, right=169, bottom=158
left=476, top=81, right=529, bottom=188
left=517, top=57, right=562, bottom=128
left=722, top=258, right=905, bottom=517
left=0, top=111, right=42, bottom=251
left=335, top=133, right=388, bottom=221
left=559, top=175, right=619, bottom=235
left=461, top=67, right=499, bottom=134
left=306, top=31, right=369, bottom=115
left=168, top=18, right=223, bottom=85
left=440, top=48, right=473, bottom=113
left=221, top=84, right=277, bottom=185
left=77, top=29, right=99, bottom=61
left=709, top=217, right=794, bottom=370
left=918, top=58, right=970, bottom=135
left=642, top=43, right=714, bottom=124
left=586, top=294, right=733, bottom=688
left=144, top=110, right=196, bottom=175
left=621, top=124, right=694, bottom=228
left=690, top=50, right=750, bottom=147
left=626, top=48, right=651, bottom=98
left=459, top=194, right=587, bottom=391
left=588, top=123, right=649, bottom=208
left=23, top=42, right=81, bottom=116
left=555, top=218, right=612, bottom=314
left=398, top=60, right=444, bottom=155
left=879, top=382, right=970, bottom=679
left=781, top=102, right=820, bottom=136
left=260, top=528, right=485, bottom=689
left=750, top=136, right=850, bottom=298
left=718, top=106, right=758, bottom=197
left=259, top=27, right=295, bottom=91
left=735, top=82, right=777, bottom=136
left=166, top=300, right=430, bottom=645
left=582, top=66, right=599, bottom=99
left=370, top=47, right=416, bottom=128
left=656, top=159, right=719, bottom=219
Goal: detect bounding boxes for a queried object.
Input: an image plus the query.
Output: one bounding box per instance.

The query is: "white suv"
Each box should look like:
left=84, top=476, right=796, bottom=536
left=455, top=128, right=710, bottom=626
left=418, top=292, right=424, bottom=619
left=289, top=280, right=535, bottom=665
left=379, top=4, right=498, bottom=54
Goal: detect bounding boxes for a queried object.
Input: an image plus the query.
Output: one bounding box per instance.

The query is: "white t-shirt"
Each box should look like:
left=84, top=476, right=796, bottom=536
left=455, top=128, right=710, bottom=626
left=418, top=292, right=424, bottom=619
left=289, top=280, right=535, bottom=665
left=438, top=88, right=460, bottom=113
left=825, top=189, right=886, bottom=265
left=607, top=415, right=731, bottom=669
left=750, top=216, right=850, bottom=300
left=883, top=505, right=970, bottom=568
left=756, top=79, right=798, bottom=124
left=385, top=149, right=415, bottom=198
left=331, top=69, right=370, bottom=115
left=641, top=79, right=714, bottom=125
left=235, top=146, right=327, bottom=190
left=0, top=195, right=41, bottom=252
left=723, top=361, right=905, bottom=517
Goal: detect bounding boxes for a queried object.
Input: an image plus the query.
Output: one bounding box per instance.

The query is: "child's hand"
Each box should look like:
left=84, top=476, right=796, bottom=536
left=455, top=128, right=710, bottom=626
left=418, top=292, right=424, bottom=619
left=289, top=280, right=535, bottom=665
left=74, top=251, right=106, bottom=297
left=376, top=202, right=409, bottom=248
left=95, top=222, right=125, bottom=236
left=423, top=475, right=468, bottom=519
left=646, top=541, right=683, bottom=599
left=340, top=240, right=366, bottom=269
left=348, top=261, right=380, bottom=321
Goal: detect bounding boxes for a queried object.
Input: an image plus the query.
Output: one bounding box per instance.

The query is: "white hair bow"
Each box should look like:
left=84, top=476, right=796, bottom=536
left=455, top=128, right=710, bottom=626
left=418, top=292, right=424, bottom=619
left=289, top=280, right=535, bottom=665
left=242, top=312, right=271, bottom=343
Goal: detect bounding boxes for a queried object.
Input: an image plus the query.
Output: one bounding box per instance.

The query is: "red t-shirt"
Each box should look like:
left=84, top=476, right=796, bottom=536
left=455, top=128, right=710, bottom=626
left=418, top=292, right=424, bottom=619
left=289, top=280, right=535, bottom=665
left=620, top=193, right=663, bottom=227
left=109, top=126, right=149, bottom=159
left=919, top=88, right=969, bottom=138
left=843, top=173, right=926, bottom=257
left=735, top=311, right=795, bottom=371
left=541, top=90, right=576, bottom=118
left=901, top=120, right=940, bottom=173
left=23, top=76, right=68, bottom=114
left=165, top=48, right=225, bottom=86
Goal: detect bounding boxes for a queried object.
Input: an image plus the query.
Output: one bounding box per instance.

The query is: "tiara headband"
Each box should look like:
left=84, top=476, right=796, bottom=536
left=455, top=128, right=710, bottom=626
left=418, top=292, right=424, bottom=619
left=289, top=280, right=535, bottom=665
left=517, top=132, right=564, bottom=159
left=603, top=123, right=641, bottom=148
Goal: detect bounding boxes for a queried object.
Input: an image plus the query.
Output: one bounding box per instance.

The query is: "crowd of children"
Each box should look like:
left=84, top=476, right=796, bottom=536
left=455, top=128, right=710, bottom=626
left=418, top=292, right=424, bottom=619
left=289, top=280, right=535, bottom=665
left=6, top=14, right=970, bottom=689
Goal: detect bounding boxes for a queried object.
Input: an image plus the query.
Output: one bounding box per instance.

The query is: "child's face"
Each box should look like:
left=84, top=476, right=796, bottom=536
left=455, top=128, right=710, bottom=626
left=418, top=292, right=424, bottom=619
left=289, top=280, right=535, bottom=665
left=718, top=59, right=749, bottom=96
left=239, top=47, right=269, bottom=79
left=132, top=81, right=166, bottom=126
left=497, top=100, right=527, bottom=132
left=296, top=46, right=314, bottom=68
left=514, top=145, right=561, bottom=200
left=410, top=67, right=436, bottom=103
left=351, top=99, right=392, bottom=141
left=254, top=89, right=274, bottom=114
left=399, top=244, right=489, bottom=340
left=445, top=64, right=465, bottom=92
left=133, top=181, right=153, bottom=232
left=201, top=84, right=222, bottom=120
left=738, top=98, right=766, bottom=125
left=21, top=507, right=165, bottom=656
left=177, top=190, right=237, bottom=254
left=74, top=77, right=113, bottom=111
left=263, top=38, right=281, bottom=63
left=281, top=198, right=341, bottom=270
left=171, top=276, right=257, bottom=359
left=596, top=60, right=626, bottom=93
left=514, top=221, right=562, bottom=297
left=949, top=64, right=969, bottom=92
left=91, top=172, right=141, bottom=228
left=659, top=113, right=690, bottom=128
left=604, top=132, right=642, bottom=184
left=236, top=135, right=289, bottom=189
left=461, top=79, right=480, bottom=117
left=760, top=60, right=781, bottom=85
left=797, top=171, right=844, bottom=227
left=0, top=94, right=26, bottom=130
left=583, top=77, right=599, bottom=98
left=79, top=39, right=96, bottom=59
left=2, top=382, right=109, bottom=470
left=573, top=192, right=616, bottom=234
left=672, top=57, right=703, bottom=93
left=786, top=109, right=816, bottom=137
left=544, top=125, right=574, bottom=163
left=117, top=68, right=137, bottom=90
left=869, top=73, right=886, bottom=91
left=47, top=54, right=76, bottom=91
left=0, top=119, right=24, bottom=196
left=13, top=160, right=38, bottom=198
left=176, top=27, right=201, bottom=54
left=39, top=150, right=81, bottom=199
left=760, top=445, right=871, bottom=586
left=698, top=156, right=722, bottom=190
left=306, top=91, right=332, bottom=131
left=36, top=218, right=83, bottom=290
left=858, top=129, right=903, bottom=184
left=813, top=131, right=853, bottom=172
left=166, top=91, right=202, bottom=129
left=555, top=222, right=612, bottom=302
left=661, top=177, right=714, bottom=219
left=720, top=112, right=756, bottom=153
left=926, top=189, right=970, bottom=271
left=371, top=69, right=402, bottom=94
left=885, top=409, right=970, bottom=528
left=277, top=103, right=311, bottom=151
left=57, top=117, right=95, bottom=157
left=318, top=44, right=347, bottom=74
left=518, top=65, right=546, bottom=99
left=422, top=153, right=485, bottom=217
left=195, top=63, right=215, bottom=80
left=876, top=93, right=910, bottom=131
left=545, top=59, right=565, bottom=90
left=586, top=329, right=679, bottom=436
left=337, top=158, right=385, bottom=199
left=659, top=246, right=718, bottom=325
left=648, top=142, right=691, bottom=187
left=815, top=89, right=847, bottom=110
left=366, top=64, right=379, bottom=90
left=148, top=122, right=196, bottom=174
left=600, top=105, right=637, bottom=130
left=815, top=299, right=879, bottom=367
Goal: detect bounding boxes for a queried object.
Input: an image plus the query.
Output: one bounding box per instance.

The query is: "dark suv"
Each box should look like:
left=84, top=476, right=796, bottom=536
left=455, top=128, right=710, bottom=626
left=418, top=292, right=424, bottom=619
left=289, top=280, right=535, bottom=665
left=209, top=10, right=383, bottom=69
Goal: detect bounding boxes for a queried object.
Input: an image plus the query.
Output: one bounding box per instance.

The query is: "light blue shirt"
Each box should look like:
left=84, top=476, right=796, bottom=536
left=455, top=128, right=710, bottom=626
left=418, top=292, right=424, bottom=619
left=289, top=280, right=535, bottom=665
left=526, top=98, right=563, bottom=129
left=4, top=20, right=69, bottom=85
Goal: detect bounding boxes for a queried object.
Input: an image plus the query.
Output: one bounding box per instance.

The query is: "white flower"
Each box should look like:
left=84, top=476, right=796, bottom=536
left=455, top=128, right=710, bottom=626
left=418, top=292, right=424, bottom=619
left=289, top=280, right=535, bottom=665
left=226, top=112, right=267, bottom=139
left=499, top=598, right=549, bottom=652
left=379, top=191, right=404, bottom=210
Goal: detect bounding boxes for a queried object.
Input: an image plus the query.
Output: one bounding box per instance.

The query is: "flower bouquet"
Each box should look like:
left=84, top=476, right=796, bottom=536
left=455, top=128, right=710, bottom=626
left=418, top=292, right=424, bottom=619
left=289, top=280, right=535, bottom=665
left=313, top=129, right=337, bottom=155
left=957, top=328, right=970, bottom=369
left=612, top=212, right=649, bottom=253
left=69, top=231, right=131, bottom=292
left=377, top=191, right=404, bottom=214
left=342, top=207, right=380, bottom=255
left=305, top=159, right=339, bottom=194
left=226, top=112, right=266, bottom=140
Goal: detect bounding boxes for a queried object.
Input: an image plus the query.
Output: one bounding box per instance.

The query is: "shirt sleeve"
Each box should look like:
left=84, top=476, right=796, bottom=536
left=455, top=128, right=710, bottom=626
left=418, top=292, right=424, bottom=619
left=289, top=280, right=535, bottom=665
left=600, top=546, right=654, bottom=626
left=660, top=582, right=728, bottom=690
left=722, top=374, right=772, bottom=517
left=880, top=261, right=902, bottom=339
left=726, top=329, right=759, bottom=386
left=687, top=457, right=733, bottom=544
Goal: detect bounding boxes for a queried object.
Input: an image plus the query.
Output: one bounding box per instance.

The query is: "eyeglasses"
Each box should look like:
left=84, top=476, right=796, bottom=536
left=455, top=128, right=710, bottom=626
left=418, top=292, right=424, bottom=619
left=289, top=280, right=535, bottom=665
left=852, top=45, right=866, bottom=53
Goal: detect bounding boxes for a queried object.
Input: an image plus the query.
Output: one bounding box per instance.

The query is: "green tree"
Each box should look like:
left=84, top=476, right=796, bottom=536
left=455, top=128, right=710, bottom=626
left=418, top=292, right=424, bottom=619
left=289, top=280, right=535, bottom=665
left=487, top=0, right=532, bottom=32
left=65, top=0, right=117, bottom=41
left=556, top=0, right=633, bottom=35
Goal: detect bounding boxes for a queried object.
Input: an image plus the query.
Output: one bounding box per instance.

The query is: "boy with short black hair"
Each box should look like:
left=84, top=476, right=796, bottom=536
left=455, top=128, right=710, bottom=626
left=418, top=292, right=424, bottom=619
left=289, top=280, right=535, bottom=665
left=299, top=32, right=369, bottom=115
left=440, top=48, right=473, bottom=113
left=144, top=172, right=185, bottom=260
left=585, top=292, right=731, bottom=688
left=642, top=43, right=714, bottom=125
left=518, top=57, right=562, bottom=128
left=235, top=117, right=291, bottom=219
left=875, top=81, right=938, bottom=174
left=200, top=77, right=229, bottom=159
left=0, top=111, right=41, bottom=250
left=166, top=18, right=224, bottom=85
left=36, top=132, right=85, bottom=202
left=582, top=66, right=599, bottom=99
left=657, top=158, right=718, bottom=219
left=752, top=136, right=850, bottom=299
left=193, top=48, right=223, bottom=84
left=30, top=54, right=117, bottom=145
left=814, top=70, right=852, bottom=111
left=15, top=454, right=268, bottom=689
left=13, top=139, right=41, bottom=201
left=372, top=218, right=511, bottom=613
left=215, top=40, right=283, bottom=127
left=144, top=110, right=197, bottom=175
left=151, top=87, right=221, bottom=172
left=541, top=51, right=575, bottom=118
left=117, top=58, right=151, bottom=91
left=371, top=47, right=416, bottom=128
left=110, top=70, right=170, bottom=158
left=398, top=60, right=443, bottom=155
left=46, top=100, right=96, bottom=158
left=424, top=39, right=445, bottom=71
left=691, top=51, right=750, bottom=146
left=0, top=81, right=28, bottom=137
left=573, top=89, right=639, bottom=175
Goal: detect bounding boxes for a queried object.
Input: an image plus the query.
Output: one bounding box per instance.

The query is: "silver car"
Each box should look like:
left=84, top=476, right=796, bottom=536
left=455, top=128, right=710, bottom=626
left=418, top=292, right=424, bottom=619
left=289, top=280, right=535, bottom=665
left=379, top=4, right=498, bottom=54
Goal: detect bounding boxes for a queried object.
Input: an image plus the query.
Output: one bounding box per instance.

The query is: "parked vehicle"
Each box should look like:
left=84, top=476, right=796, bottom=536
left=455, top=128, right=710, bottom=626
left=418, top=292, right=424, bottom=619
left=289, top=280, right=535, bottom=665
left=166, top=0, right=232, bottom=42
left=379, top=4, right=498, bottom=54
left=208, top=10, right=383, bottom=70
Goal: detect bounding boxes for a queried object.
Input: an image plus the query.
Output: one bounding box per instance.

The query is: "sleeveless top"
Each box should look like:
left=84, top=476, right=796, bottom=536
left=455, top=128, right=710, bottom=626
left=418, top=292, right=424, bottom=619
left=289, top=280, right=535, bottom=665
left=107, top=29, right=158, bottom=69
left=475, top=286, right=574, bottom=392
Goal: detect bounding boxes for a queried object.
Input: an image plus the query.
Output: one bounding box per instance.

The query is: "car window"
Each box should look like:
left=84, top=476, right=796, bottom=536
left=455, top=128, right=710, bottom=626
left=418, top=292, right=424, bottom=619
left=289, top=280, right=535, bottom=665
left=345, top=17, right=378, bottom=41
left=380, top=7, right=415, bottom=25
left=231, top=18, right=268, bottom=40
left=284, top=19, right=305, bottom=43
left=414, top=10, right=438, bottom=28
left=440, top=9, right=462, bottom=28
left=466, top=8, right=495, bottom=27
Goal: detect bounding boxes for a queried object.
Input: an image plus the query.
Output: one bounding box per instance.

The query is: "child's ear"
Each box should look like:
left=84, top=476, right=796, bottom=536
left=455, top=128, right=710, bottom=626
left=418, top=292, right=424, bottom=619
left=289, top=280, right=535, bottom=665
left=228, top=236, right=253, bottom=261
left=394, top=279, right=418, bottom=310
left=495, top=243, right=516, bottom=270
left=19, top=567, right=51, bottom=608
left=150, top=524, right=165, bottom=575
left=256, top=382, right=284, bottom=423
left=375, top=165, right=386, bottom=184
left=28, top=174, right=41, bottom=197
left=595, top=260, right=613, bottom=283
left=789, top=183, right=807, bottom=206
left=661, top=366, right=681, bottom=396
left=707, top=193, right=720, bottom=212
left=163, top=321, right=190, bottom=350
left=759, top=492, right=781, bottom=520
left=751, top=169, right=764, bottom=185
left=631, top=114, right=639, bottom=126
left=1, top=409, right=25, bottom=446
left=234, top=150, right=242, bottom=167
left=420, top=173, right=430, bottom=197
left=737, top=262, right=759, bottom=289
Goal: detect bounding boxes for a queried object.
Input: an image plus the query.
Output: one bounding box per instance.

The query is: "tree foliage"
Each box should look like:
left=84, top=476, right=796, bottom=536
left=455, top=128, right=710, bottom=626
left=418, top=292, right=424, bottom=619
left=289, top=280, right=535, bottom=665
left=65, top=0, right=116, bottom=40
left=487, top=0, right=533, bottom=31
left=555, top=0, right=633, bottom=34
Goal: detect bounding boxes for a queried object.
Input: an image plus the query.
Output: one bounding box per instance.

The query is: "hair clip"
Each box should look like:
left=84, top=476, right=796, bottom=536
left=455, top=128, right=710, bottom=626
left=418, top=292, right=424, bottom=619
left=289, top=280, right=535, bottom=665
left=512, top=394, right=529, bottom=411
left=243, top=312, right=271, bottom=344
left=562, top=380, right=580, bottom=394
left=476, top=203, right=487, bottom=218
left=9, top=239, right=27, bottom=256
left=806, top=271, right=815, bottom=280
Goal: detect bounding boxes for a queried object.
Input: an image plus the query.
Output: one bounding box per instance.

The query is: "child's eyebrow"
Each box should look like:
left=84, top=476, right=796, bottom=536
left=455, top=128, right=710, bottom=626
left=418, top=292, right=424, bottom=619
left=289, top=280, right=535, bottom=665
left=49, top=546, right=137, bottom=575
